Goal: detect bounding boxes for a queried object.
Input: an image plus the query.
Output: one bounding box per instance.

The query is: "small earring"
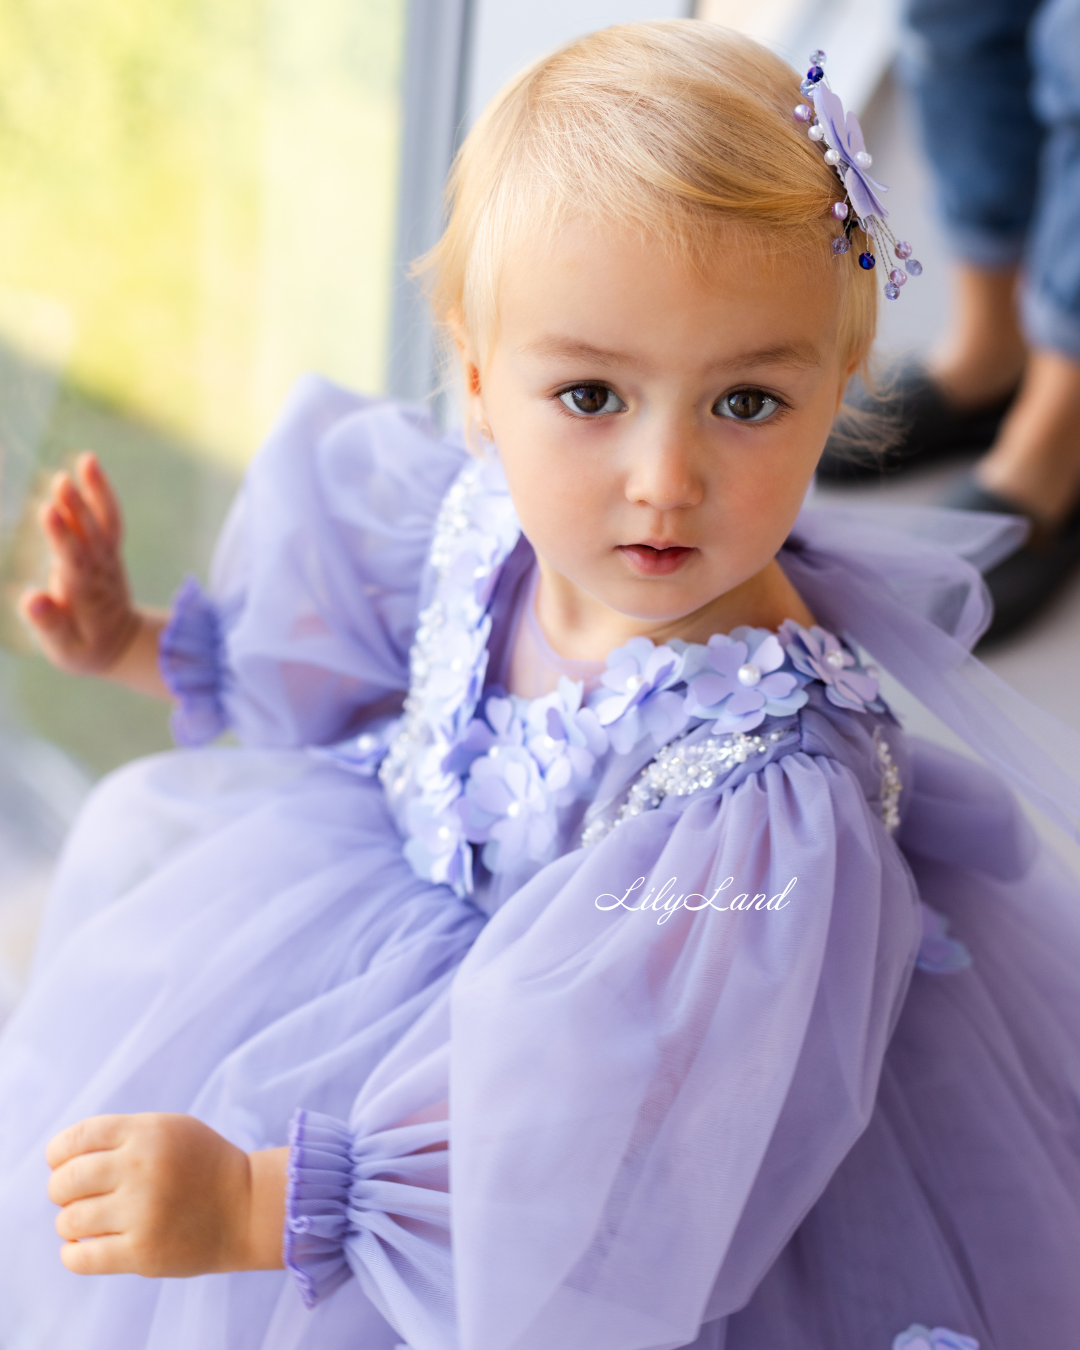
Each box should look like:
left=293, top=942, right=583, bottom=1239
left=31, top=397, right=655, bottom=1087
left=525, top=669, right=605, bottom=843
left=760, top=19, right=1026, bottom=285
left=479, top=423, right=493, bottom=440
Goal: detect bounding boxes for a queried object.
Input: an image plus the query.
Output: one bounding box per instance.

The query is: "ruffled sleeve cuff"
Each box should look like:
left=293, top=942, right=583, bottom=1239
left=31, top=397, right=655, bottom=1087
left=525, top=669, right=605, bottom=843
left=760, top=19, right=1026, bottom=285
left=284, top=1109, right=354, bottom=1309
left=158, top=576, right=230, bottom=747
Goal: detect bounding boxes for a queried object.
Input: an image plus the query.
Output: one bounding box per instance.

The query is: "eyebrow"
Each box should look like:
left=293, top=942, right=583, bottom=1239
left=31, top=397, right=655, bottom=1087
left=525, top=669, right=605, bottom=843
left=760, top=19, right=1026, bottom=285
left=519, top=336, right=823, bottom=371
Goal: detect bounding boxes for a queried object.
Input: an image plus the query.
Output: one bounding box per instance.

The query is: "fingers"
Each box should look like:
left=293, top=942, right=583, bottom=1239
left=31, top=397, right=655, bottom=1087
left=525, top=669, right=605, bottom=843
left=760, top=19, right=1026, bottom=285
left=55, top=1194, right=120, bottom=1242
left=46, top=1115, right=130, bottom=1170
left=60, top=1234, right=133, bottom=1277
left=54, top=470, right=106, bottom=552
left=76, top=454, right=122, bottom=549
left=48, top=1147, right=120, bottom=1207
left=20, top=589, right=75, bottom=639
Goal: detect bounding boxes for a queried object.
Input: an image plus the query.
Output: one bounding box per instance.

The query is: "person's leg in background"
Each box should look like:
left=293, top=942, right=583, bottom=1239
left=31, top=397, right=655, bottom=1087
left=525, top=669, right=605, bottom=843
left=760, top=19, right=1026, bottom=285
left=974, top=0, right=1080, bottom=530
left=904, top=0, right=1041, bottom=413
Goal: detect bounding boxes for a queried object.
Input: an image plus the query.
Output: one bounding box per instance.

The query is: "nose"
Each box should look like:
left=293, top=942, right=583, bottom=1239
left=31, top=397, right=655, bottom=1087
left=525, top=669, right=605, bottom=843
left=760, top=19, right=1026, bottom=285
left=623, top=421, right=704, bottom=512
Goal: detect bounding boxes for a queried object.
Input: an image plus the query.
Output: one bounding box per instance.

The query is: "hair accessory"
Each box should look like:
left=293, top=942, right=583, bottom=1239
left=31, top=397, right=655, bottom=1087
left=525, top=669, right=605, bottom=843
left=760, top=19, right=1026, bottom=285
left=791, top=50, right=922, bottom=300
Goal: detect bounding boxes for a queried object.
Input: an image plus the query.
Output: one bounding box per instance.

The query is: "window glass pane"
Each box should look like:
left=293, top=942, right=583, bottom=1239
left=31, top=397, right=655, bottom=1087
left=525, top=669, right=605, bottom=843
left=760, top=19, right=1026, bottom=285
left=0, top=0, right=405, bottom=784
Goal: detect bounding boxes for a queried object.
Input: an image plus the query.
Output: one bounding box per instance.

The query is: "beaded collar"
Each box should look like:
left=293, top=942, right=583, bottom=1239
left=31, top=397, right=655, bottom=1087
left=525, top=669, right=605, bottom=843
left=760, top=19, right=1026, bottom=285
left=361, top=456, right=883, bottom=898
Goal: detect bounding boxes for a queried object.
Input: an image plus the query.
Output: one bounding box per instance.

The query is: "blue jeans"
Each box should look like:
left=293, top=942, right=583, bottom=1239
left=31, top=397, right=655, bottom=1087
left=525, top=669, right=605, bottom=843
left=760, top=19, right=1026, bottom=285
left=902, top=0, right=1080, bottom=358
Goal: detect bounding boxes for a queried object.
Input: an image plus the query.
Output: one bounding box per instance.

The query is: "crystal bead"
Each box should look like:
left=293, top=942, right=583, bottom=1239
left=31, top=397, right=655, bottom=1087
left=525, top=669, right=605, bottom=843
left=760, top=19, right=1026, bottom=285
left=854, top=150, right=872, bottom=168
left=858, top=252, right=876, bottom=270
left=736, top=663, right=761, bottom=687
left=793, top=103, right=812, bottom=122
left=832, top=236, right=851, bottom=255
left=808, top=124, right=825, bottom=142
left=831, top=201, right=849, bottom=220
left=884, top=282, right=900, bottom=300
left=810, top=48, right=826, bottom=64
left=806, top=65, right=824, bottom=83
left=823, top=148, right=841, bottom=166
left=888, top=268, right=906, bottom=286
left=905, top=258, right=923, bottom=276
left=800, top=78, right=816, bottom=96
left=894, top=240, right=912, bottom=259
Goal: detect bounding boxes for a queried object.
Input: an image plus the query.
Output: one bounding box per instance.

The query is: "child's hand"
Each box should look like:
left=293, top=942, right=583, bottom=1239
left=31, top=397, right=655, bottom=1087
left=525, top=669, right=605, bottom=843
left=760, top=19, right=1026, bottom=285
left=21, top=454, right=170, bottom=698
left=46, top=1113, right=287, bottom=1278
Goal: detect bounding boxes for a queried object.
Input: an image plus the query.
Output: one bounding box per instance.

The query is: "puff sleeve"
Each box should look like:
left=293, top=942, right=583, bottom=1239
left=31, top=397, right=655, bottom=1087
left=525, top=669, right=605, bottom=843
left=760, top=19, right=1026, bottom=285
left=284, top=749, right=922, bottom=1350
left=163, top=375, right=467, bottom=748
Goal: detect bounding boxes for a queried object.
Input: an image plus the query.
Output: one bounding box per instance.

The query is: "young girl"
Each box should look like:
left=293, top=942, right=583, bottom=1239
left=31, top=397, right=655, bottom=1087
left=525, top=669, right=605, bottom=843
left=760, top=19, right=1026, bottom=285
left=5, top=20, right=1080, bottom=1350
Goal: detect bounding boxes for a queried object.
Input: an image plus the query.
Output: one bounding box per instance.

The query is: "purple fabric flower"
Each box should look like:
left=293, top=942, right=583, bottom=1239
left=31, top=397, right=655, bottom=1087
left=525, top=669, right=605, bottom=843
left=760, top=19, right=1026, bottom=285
left=591, top=636, right=688, bottom=755
left=684, top=628, right=807, bottom=734
left=915, top=903, right=973, bottom=974
left=524, top=678, right=607, bottom=805
left=892, top=1325, right=979, bottom=1350
left=779, top=621, right=881, bottom=713
left=459, top=744, right=556, bottom=872
left=812, top=82, right=889, bottom=222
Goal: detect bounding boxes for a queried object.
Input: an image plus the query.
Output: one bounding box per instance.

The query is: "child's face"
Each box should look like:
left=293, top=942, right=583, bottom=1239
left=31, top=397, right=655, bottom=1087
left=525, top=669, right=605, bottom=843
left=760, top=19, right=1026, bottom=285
left=465, top=219, right=854, bottom=628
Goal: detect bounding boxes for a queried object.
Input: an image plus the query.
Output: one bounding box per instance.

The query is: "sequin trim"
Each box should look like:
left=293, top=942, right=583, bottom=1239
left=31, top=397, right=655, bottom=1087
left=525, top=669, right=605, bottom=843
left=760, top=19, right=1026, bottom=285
left=582, top=728, right=788, bottom=846
left=874, top=725, right=902, bottom=834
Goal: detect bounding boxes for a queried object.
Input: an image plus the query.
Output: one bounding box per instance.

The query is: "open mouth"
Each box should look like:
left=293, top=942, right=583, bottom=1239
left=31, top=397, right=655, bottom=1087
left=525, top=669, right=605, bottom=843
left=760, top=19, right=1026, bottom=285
left=617, top=543, right=696, bottom=577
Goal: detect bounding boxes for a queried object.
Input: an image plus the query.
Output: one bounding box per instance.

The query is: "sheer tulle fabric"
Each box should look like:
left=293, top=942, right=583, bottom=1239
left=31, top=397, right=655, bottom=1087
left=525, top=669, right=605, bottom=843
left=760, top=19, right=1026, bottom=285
left=2, top=381, right=1080, bottom=1349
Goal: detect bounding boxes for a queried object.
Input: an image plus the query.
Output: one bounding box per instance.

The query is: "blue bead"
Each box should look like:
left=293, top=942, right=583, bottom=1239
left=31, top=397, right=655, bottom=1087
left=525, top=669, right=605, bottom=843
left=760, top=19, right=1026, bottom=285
left=832, top=237, right=851, bottom=255
left=905, top=258, right=923, bottom=276
left=806, top=66, right=824, bottom=83
left=884, top=282, right=900, bottom=300
left=858, top=252, right=876, bottom=270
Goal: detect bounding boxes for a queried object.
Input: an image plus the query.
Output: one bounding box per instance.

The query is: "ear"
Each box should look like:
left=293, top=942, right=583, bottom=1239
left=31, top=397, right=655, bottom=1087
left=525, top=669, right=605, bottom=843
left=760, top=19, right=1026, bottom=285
left=447, top=308, right=487, bottom=439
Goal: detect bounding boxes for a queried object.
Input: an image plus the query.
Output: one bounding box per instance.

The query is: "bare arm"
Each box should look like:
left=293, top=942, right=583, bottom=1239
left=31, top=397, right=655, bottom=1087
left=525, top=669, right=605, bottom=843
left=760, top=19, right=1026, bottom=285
left=20, top=453, right=171, bottom=701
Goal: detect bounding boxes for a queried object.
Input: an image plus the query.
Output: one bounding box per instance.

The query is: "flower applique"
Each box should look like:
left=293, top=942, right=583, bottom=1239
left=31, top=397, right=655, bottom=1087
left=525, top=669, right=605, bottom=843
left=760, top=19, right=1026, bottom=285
left=779, top=620, right=882, bottom=712
left=811, top=81, right=889, bottom=223
left=591, top=636, right=689, bottom=754
left=683, top=628, right=809, bottom=733
left=893, top=1325, right=979, bottom=1350
left=523, top=678, right=608, bottom=806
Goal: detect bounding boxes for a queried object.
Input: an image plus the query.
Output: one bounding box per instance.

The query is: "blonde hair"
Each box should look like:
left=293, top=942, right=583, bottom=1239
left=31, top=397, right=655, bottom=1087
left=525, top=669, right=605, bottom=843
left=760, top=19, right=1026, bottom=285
left=422, top=20, right=878, bottom=382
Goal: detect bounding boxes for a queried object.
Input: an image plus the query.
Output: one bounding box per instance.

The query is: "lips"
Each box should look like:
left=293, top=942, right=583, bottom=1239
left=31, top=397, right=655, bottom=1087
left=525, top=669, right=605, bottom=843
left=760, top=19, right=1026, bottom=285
left=617, top=543, right=696, bottom=577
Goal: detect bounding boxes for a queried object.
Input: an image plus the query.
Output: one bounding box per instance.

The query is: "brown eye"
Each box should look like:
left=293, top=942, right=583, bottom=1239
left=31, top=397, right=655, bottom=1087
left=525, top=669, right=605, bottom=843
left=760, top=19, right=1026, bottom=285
left=715, top=389, right=781, bottom=423
left=558, top=385, right=625, bottom=417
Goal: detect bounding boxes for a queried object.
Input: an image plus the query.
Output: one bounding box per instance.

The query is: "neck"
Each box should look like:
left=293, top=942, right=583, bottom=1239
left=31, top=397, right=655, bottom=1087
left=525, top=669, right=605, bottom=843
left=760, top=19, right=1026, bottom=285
left=533, top=557, right=816, bottom=663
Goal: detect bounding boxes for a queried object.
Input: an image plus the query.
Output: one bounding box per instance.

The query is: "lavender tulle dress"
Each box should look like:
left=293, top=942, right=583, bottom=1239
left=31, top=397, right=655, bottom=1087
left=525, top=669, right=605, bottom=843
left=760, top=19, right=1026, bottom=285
left=2, top=376, right=1080, bottom=1350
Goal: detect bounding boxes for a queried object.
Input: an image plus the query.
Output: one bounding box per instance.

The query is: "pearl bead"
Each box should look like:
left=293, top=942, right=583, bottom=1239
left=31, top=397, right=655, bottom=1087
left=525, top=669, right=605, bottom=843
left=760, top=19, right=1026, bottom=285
left=905, top=258, right=923, bottom=276
left=854, top=150, right=872, bottom=168
left=823, top=148, right=841, bottom=166
left=810, top=49, right=826, bottom=65
left=884, top=282, right=900, bottom=300
left=831, top=201, right=849, bottom=220
left=450, top=657, right=464, bottom=672
left=825, top=649, right=846, bottom=669
left=506, top=801, right=522, bottom=818
left=625, top=673, right=644, bottom=692
left=888, top=268, right=906, bottom=286
left=736, top=663, right=762, bottom=687
left=832, top=236, right=851, bottom=255
left=808, top=124, right=825, bottom=142
left=894, top=240, right=912, bottom=259
left=793, top=103, right=812, bottom=123
left=357, top=734, right=376, bottom=753
left=437, top=825, right=452, bottom=840
left=858, top=251, right=875, bottom=270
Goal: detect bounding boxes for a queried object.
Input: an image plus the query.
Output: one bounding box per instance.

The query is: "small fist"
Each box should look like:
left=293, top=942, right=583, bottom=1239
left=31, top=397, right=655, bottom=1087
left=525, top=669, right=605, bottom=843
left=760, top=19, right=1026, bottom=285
left=46, top=1113, right=255, bottom=1278
left=20, top=452, right=139, bottom=676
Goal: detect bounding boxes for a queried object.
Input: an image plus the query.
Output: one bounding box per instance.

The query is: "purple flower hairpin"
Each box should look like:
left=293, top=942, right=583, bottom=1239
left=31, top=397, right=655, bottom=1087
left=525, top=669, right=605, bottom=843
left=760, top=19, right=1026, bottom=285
left=792, top=50, right=922, bottom=301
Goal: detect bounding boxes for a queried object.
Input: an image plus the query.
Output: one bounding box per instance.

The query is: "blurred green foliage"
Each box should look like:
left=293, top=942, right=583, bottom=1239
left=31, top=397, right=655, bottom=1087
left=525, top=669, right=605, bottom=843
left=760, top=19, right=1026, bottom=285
left=0, top=0, right=404, bottom=775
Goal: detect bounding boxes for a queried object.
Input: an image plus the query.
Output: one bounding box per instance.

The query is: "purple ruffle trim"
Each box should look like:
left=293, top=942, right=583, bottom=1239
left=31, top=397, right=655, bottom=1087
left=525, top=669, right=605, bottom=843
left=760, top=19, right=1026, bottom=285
left=284, top=1109, right=354, bottom=1309
left=158, top=576, right=230, bottom=747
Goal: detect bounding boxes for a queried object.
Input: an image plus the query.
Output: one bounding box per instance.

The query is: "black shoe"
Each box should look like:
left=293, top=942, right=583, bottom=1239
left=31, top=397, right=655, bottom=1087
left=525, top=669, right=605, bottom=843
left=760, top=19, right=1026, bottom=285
left=817, top=363, right=1018, bottom=483
left=943, top=474, right=1080, bottom=645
